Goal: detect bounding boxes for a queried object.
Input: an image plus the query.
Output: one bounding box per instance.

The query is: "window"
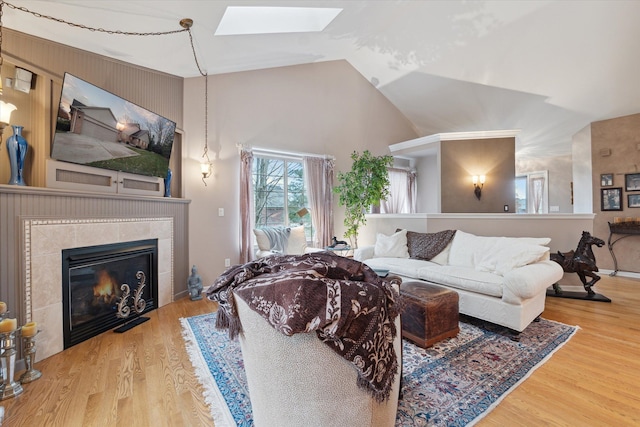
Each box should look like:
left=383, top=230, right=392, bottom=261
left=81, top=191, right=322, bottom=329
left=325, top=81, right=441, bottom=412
left=252, top=155, right=311, bottom=240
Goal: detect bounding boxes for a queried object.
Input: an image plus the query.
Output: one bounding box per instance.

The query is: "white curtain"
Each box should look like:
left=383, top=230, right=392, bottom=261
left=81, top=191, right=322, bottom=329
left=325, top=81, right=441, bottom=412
left=239, top=149, right=254, bottom=263
left=531, top=177, right=544, bottom=213
left=303, top=156, right=334, bottom=248
left=381, top=168, right=417, bottom=214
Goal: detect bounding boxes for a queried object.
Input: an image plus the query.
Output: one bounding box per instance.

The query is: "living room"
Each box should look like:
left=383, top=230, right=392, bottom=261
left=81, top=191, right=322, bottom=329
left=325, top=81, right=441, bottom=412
left=0, top=1, right=639, bottom=425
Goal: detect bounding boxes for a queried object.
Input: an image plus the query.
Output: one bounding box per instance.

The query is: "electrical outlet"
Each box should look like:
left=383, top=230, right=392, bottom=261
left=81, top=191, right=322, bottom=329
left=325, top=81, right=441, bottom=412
left=218, top=208, right=224, bottom=217
left=224, top=258, right=231, bottom=267
left=503, top=204, right=509, bottom=212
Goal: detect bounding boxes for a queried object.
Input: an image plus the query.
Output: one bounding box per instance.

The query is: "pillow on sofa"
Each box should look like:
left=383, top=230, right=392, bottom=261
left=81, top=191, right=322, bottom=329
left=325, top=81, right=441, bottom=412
left=401, top=229, right=457, bottom=261
left=286, top=226, right=308, bottom=255
left=374, top=229, right=409, bottom=258
left=476, top=243, right=549, bottom=276
left=449, top=230, right=551, bottom=269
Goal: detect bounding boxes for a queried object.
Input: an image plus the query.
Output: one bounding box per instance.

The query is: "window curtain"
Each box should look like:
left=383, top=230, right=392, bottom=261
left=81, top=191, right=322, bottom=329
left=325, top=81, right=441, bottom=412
left=531, top=176, right=545, bottom=214
left=239, top=149, right=254, bottom=263
left=303, top=156, right=334, bottom=248
left=381, top=168, right=417, bottom=214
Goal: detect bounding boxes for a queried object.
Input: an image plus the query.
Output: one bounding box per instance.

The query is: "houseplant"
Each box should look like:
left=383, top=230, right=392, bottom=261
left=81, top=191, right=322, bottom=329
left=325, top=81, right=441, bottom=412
left=335, top=150, right=393, bottom=248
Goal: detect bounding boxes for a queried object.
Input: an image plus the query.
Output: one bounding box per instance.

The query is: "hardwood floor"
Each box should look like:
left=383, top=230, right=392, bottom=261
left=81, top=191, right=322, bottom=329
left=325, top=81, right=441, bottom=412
left=2, top=276, right=639, bottom=426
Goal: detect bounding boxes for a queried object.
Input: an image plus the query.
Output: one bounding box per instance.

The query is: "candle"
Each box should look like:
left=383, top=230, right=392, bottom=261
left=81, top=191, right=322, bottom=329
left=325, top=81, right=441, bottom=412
left=21, top=322, right=37, bottom=337
left=0, top=302, right=6, bottom=314
left=0, top=318, right=17, bottom=332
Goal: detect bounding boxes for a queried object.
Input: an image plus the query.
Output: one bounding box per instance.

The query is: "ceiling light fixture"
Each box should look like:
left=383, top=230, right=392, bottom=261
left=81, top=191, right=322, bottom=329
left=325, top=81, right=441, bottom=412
left=180, top=18, right=212, bottom=186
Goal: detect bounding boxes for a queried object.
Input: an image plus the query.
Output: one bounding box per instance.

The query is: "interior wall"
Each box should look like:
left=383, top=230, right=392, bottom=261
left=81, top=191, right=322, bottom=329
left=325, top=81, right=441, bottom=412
left=516, top=154, right=573, bottom=213
left=590, top=112, right=640, bottom=274
left=415, top=154, right=440, bottom=213
left=440, top=137, right=516, bottom=213
left=182, top=60, right=419, bottom=283
left=1, top=29, right=183, bottom=190
left=572, top=125, right=594, bottom=214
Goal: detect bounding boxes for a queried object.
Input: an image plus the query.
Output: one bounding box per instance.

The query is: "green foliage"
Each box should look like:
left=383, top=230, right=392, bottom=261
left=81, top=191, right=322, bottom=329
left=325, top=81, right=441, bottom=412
left=87, top=147, right=170, bottom=178
left=334, top=150, right=393, bottom=247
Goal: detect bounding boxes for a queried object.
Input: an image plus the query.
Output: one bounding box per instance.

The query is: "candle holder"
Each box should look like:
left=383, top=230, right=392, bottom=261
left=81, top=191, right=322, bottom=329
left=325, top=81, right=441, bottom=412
left=0, top=330, right=23, bottom=399
left=20, top=331, right=42, bottom=383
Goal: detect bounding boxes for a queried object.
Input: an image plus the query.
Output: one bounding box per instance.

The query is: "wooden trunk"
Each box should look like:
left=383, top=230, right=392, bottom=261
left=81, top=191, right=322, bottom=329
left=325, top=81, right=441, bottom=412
left=400, top=281, right=460, bottom=348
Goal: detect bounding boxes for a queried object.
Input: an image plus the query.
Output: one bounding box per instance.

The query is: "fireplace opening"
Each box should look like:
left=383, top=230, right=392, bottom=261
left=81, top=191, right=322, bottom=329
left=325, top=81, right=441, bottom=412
left=62, top=239, right=158, bottom=348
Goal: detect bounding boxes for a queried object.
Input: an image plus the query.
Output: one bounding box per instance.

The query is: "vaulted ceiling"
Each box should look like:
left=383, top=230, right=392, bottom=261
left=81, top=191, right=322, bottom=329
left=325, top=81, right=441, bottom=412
left=6, top=1, right=640, bottom=159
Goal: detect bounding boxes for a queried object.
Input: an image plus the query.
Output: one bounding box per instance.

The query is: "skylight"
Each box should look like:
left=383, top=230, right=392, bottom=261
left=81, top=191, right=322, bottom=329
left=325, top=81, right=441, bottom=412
left=215, top=6, right=342, bottom=36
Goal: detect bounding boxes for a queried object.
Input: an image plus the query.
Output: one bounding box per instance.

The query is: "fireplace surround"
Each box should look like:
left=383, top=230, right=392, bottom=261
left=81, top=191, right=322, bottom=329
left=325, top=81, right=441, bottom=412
left=23, top=217, right=174, bottom=361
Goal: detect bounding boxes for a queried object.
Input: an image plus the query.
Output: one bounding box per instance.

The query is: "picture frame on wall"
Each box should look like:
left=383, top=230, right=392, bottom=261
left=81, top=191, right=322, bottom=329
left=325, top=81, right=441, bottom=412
left=625, top=173, right=640, bottom=191
left=600, top=173, right=613, bottom=187
left=628, top=194, right=640, bottom=208
left=601, top=187, right=623, bottom=211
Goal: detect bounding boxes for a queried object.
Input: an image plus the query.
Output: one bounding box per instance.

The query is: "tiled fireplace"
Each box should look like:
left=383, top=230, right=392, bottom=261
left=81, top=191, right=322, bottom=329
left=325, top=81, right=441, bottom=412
left=24, top=217, right=174, bottom=361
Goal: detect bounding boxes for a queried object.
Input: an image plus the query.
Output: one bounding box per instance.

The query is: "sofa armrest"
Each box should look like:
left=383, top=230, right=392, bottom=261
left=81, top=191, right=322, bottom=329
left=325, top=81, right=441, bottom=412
left=304, top=247, right=324, bottom=254
left=503, top=260, right=564, bottom=302
left=353, top=246, right=375, bottom=261
left=256, top=249, right=279, bottom=258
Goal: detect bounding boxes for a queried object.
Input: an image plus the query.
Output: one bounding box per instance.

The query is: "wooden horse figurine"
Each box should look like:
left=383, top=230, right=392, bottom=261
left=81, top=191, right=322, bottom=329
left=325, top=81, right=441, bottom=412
left=550, top=231, right=605, bottom=296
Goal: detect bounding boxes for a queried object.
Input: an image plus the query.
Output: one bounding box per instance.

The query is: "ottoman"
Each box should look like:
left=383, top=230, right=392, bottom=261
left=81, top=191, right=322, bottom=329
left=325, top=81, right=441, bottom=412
left=400, top=281, right=459, bottom=348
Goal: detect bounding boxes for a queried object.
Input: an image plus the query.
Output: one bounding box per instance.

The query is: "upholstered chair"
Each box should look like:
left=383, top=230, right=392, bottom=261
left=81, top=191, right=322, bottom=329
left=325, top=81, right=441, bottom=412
left=235, top=295, right=401, bottom=427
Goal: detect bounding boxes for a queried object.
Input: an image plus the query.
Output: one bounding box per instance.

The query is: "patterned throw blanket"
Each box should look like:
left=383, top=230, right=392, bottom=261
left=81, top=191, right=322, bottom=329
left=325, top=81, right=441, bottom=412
left=206, top=251, right=403, bottom=402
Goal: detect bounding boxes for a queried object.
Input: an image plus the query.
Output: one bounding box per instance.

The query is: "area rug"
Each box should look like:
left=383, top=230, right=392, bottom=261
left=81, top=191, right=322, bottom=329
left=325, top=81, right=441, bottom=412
left=181, top=313, right=578, bottom=427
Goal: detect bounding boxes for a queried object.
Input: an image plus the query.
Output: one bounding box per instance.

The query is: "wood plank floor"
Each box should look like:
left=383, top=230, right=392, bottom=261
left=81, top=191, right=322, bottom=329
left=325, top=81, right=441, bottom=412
left=2, top=276, right=639, bottom=426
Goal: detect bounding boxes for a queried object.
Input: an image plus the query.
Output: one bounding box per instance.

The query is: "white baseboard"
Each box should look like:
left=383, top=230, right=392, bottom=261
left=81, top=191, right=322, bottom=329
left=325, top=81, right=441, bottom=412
left=599, top=269, right=640, bottom=280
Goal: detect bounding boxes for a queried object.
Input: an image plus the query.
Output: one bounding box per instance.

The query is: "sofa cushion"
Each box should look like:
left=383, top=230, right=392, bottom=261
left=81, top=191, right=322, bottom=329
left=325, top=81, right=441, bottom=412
left=475, top=243, right=549, bottom=276
left=417, top=265, right=504, bottom=298
left=448, top=230, right=551, bottom=269
left=402, top=229, right=457, bottom=261
left=374, top=229, right=409, bottom=258
left=363, top=257, right=439, bottom=278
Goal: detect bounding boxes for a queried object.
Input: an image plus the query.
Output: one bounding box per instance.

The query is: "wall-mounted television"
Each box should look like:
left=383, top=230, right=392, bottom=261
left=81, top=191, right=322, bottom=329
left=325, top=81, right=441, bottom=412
left=51, top=73, right=176, bottom=179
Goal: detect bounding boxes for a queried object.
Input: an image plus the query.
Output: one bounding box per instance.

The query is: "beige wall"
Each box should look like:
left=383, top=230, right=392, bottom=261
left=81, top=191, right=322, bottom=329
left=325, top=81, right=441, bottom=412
left=591, top=113, right=640, bottom=273
left=182, top=60, right=419, bottom=283
left=440, top=137, right=516, bottom=213
left=1, top=29, right=184, bottom=190
left=516, top=154, right=574, bottom=213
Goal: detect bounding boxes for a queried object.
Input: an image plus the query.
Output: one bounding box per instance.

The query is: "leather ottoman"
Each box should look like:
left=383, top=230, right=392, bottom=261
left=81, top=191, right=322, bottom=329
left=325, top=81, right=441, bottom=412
left=400, top=281, right=459, bottom=348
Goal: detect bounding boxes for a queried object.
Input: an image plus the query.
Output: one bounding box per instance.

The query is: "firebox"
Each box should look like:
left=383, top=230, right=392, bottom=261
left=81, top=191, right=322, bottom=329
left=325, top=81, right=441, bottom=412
left=62, top=239, right=158, bottom=348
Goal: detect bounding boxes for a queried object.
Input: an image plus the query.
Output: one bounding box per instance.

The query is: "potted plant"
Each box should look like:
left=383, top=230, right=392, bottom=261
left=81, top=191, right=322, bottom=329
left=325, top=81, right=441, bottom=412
left=335, top=150, right=393, bottom=248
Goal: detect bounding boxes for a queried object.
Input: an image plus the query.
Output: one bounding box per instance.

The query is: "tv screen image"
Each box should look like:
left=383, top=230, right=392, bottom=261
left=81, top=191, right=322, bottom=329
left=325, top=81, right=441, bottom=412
left=52, top=73, right=176, bottom=179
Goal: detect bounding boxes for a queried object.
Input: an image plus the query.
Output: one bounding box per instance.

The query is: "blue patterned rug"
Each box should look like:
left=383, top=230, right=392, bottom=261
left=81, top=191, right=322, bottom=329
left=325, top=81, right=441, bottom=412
left=181, top=314, right=577, bottom=427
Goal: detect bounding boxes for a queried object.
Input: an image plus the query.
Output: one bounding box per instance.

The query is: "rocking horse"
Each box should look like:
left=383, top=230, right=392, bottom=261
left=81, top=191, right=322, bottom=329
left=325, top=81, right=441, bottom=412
left=549, top=231, right=610, bottom=301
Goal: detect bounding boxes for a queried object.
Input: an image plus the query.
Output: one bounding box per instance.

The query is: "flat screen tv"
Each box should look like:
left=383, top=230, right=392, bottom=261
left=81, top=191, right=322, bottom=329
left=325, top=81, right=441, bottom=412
left=52, top=73, right=176, bottom=179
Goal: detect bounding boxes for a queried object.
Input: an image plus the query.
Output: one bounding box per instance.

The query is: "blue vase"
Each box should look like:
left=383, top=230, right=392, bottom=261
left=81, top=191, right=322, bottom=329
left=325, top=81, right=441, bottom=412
left=164, top=168, right=172, bottom=197
left=7, top=125, right=28, bottom=186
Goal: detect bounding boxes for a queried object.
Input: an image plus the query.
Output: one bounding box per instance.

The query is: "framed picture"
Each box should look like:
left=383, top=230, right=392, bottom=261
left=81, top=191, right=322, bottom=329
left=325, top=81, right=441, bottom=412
left=625, top=173, right=640, bottom=191
left=601, top=173, right=613, bottom=187
left=629, top=194, right=640, bottom=208
left=601, top=187, right=623, bottom=211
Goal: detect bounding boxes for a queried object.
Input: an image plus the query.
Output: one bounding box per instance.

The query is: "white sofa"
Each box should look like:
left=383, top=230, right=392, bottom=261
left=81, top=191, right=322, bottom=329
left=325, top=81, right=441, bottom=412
left=354, top=229, right=564, bottom=332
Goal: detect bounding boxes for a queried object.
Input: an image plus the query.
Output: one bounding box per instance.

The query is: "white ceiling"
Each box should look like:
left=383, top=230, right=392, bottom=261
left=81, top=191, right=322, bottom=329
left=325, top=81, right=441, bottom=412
left=6, top=1, right=640, bottom=159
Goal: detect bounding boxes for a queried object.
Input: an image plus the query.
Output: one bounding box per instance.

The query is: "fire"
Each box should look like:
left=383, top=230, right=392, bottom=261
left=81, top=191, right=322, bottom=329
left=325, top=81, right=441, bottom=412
left=93, top=269, right=118, bottom=304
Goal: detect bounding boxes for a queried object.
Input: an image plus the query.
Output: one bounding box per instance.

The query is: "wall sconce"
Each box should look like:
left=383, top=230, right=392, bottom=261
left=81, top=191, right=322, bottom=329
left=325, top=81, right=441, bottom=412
left=473, top=175, right=485, bottom=200
left=0, top=101, right=17, bottom=137
left=200, top=158, right=212, bottom=185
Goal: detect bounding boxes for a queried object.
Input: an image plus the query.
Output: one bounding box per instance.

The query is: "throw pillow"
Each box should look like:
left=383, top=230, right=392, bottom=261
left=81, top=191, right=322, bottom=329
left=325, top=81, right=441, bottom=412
left=286, top=226, right=308, bottom=255
left=402, top=229, right=457, bottom=261
left=253, top=228, right=271, bottom=251
left=476, top=243, right=549, bottom=276
left=374, top=229, right=409, bottom=258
